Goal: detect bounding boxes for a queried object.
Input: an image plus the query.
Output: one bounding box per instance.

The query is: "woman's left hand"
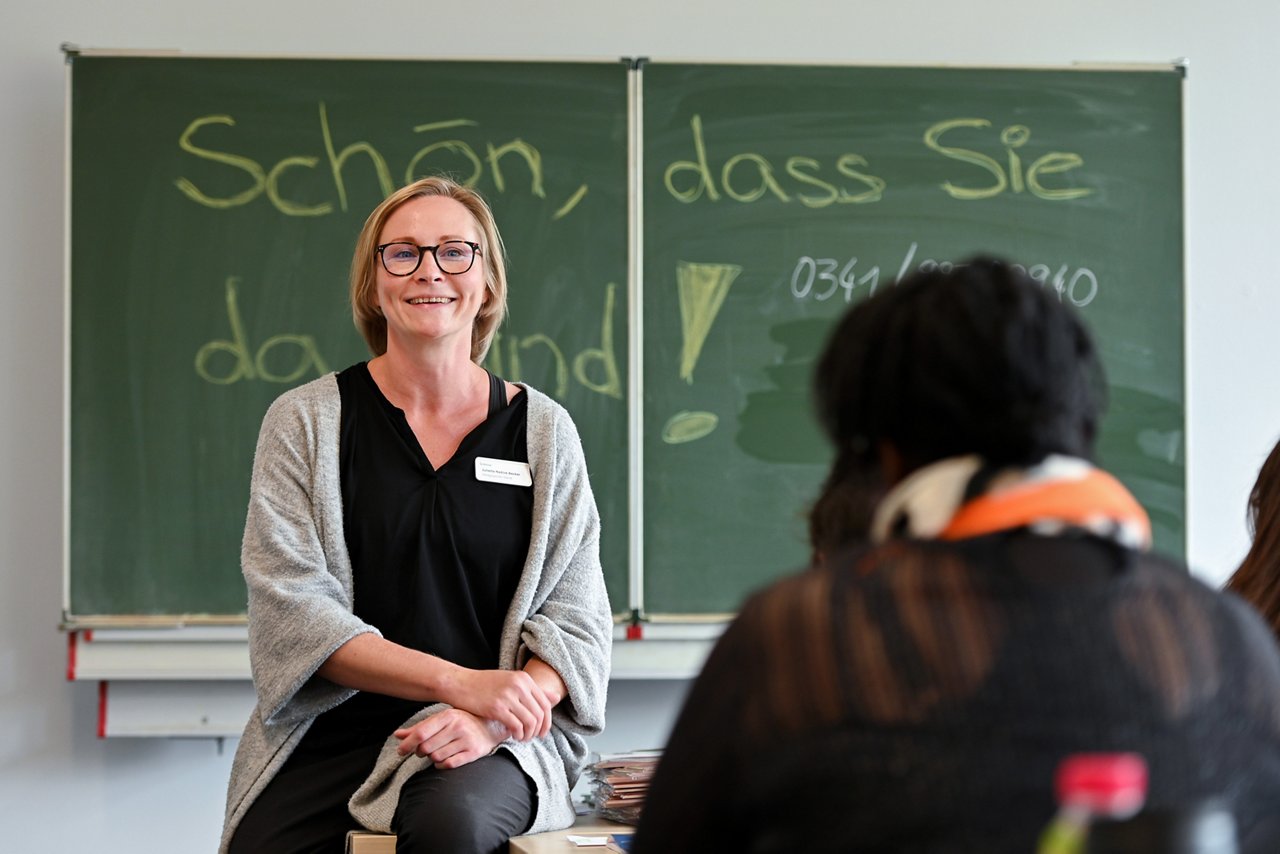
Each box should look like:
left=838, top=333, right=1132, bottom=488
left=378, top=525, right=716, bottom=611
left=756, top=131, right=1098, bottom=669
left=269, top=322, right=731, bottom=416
left=394, top=709, right=511, bottom=769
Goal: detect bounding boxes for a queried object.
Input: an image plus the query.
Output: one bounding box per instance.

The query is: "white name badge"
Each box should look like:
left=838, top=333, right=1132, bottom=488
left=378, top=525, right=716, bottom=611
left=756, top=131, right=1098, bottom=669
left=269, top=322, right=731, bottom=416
left=475, top=456, right=533, bottom=487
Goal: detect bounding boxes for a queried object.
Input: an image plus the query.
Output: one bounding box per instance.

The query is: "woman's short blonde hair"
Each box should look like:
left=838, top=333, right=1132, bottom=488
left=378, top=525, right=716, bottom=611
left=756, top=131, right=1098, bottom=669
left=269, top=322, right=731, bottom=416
left=349, top=176, right=508, bottom=362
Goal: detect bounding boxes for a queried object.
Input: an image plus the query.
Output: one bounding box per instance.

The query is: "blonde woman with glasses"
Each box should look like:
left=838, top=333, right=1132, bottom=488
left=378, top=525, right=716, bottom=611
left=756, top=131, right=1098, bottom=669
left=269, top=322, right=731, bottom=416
left=222, top=177, right=612, bottom=854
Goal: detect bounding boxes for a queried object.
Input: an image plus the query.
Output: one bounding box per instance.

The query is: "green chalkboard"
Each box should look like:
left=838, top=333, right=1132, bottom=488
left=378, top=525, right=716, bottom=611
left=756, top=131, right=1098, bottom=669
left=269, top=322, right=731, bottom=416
left=68, top=56, right=1185, bottom=625
left=67, top=56, right=629, bottom=620
left=642, top=63, right=1184, bottom=615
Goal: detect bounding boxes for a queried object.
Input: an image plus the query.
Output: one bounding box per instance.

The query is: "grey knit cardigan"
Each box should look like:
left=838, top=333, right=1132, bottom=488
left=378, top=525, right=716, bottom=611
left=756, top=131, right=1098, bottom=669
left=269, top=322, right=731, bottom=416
left=219, top=374, right=613, bottom=852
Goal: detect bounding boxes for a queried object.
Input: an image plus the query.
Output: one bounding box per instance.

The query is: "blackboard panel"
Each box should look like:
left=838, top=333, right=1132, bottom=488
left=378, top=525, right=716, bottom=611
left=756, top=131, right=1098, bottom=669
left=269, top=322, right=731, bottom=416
left=68, top=57, right=1185, bottom=625
left=642, top=64, right=1184, bottom=615
left=68, top=56, right=629, bottom=619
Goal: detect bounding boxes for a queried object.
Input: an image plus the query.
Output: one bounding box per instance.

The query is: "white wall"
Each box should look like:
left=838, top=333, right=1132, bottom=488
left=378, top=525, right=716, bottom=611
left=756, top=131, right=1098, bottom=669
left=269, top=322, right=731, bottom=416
left=2, top=0, right=1278, bottom=849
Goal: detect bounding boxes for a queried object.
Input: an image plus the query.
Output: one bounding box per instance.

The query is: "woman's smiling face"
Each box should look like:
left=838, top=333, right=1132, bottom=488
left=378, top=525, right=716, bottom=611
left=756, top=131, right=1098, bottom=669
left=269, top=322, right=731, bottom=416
left=375, top=195, right=488, bottom=356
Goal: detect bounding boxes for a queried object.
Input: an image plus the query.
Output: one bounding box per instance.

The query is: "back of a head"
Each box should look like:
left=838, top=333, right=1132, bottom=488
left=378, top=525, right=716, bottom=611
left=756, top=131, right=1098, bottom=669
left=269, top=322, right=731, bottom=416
left=814, top=257, right=1103, bottom=470
left=809, top=258, right=1104, bottom=553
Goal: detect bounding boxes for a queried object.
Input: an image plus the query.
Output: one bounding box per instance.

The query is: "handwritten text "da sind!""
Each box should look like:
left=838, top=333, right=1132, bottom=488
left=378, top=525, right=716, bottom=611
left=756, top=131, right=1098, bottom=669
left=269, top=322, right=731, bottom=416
left=664, top=115, right=1094, bottom=206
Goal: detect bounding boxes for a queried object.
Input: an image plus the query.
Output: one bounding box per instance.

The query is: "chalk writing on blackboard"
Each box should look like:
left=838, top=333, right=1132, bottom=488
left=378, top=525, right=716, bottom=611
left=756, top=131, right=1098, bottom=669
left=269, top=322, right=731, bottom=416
left=193, top=276, right=623, bottom=396
left=484, top=282, right=623, bottom=400
left=923, top=119, right=1092, bottom=201
left=662, top=411, right=719, bottom=444
left=676, top=261, right=740, bottom=383
left=664, top=114, right=885, bottom=206
left=661, top=114, right=1093, bottom=207
left=174, top=104, right=590, bottom=220
left=789, top=242, right=1099, bottom=307
left=658, top=261, right=741, bottom=445
left=194, top=276, right=330, bottom=385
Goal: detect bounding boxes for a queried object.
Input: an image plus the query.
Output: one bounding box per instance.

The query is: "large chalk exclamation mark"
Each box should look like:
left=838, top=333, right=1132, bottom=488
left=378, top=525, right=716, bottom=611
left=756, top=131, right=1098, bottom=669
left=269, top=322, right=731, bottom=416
left=662, top=261, right=741, bottom=444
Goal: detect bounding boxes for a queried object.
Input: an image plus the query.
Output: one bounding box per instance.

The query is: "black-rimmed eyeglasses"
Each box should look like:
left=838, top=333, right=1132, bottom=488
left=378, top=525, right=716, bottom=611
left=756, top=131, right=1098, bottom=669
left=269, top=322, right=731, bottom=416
left=377, top=241, right=481, bottom=276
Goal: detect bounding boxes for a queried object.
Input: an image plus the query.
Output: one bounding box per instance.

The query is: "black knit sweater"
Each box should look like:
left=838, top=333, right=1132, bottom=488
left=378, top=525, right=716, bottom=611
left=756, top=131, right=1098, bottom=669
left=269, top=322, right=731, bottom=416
left=633, top=532, right=1280, bottom=853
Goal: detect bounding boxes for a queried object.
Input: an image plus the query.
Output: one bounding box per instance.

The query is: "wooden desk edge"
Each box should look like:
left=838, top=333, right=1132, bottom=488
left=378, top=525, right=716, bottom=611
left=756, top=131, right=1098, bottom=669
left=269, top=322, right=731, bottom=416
left=346, top=816, right=634, bottom=854
left=510, top=816, right=634, bottom=853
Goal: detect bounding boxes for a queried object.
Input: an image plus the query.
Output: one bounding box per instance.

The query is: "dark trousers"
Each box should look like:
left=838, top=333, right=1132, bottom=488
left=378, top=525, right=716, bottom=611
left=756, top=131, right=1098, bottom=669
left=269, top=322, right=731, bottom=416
left=228, top=736, right=536, bottom=854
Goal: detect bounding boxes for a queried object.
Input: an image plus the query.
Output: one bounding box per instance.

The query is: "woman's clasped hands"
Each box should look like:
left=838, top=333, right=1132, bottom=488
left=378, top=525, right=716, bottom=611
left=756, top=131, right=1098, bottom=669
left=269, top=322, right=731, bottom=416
left=396, top=666, right=557, bottom=768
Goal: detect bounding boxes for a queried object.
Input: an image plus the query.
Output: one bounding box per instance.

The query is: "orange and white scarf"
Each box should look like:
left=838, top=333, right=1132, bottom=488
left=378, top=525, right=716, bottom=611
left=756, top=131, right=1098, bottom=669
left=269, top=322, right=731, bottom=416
left=870, top=455, right=1151, bottom=550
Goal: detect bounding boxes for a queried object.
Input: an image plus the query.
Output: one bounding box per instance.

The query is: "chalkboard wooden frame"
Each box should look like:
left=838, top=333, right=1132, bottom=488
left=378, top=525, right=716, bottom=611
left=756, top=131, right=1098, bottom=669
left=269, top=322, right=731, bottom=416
left=64, top=51, right=1186, bottom=628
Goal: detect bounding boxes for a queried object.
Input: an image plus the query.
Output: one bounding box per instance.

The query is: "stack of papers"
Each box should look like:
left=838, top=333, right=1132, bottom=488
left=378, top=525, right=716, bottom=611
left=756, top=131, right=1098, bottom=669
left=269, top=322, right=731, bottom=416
left=566, top=831, right=634, bottom=851
left=584, top=750, right=663, bottom=825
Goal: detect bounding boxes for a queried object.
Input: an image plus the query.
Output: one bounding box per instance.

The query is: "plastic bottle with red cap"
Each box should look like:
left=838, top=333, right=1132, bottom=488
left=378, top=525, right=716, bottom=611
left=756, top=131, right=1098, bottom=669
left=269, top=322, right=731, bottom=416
left=1036, top=753, right=1148, bottom=854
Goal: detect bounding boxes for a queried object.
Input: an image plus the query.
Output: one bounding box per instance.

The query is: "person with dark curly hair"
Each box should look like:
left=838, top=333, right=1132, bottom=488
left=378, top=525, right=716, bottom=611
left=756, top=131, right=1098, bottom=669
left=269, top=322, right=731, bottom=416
left=633, top=258, right=1280, bottom=854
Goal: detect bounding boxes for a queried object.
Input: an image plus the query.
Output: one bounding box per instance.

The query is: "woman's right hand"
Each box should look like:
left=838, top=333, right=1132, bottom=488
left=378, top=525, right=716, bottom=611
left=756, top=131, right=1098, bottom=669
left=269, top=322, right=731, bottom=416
left=395, top=710, right=510, bottom=769
left=444, top=667, right=555, bottom=742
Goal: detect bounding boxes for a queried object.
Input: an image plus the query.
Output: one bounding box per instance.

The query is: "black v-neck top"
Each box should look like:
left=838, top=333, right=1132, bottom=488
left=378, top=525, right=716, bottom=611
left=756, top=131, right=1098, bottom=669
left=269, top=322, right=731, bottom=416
left=305, top=362, right=532, bottom=745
